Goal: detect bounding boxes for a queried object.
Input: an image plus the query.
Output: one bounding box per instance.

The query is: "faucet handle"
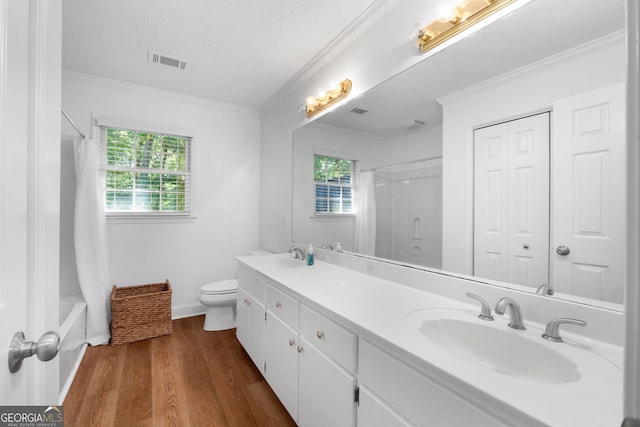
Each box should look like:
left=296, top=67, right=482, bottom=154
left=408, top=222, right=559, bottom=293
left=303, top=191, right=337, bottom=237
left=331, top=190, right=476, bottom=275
left=542, top=318, right=586, bottom=342
left=465, top=293, right=494, bottom=321
left=536, top=283, right=555, bottom=296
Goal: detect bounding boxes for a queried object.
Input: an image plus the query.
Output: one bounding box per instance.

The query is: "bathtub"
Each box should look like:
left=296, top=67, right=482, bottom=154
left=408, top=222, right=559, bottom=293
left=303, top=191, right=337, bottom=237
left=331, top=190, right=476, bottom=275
left=58, top=294, right=87, bottom=404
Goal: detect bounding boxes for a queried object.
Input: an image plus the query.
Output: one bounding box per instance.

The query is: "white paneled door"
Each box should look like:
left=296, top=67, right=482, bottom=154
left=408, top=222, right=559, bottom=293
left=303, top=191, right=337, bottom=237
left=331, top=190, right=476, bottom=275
left=552, top=83, right=626, bottom=303
left=0, top=0, right=30, bottom=403
left=474, top=113, right=550, bottom=288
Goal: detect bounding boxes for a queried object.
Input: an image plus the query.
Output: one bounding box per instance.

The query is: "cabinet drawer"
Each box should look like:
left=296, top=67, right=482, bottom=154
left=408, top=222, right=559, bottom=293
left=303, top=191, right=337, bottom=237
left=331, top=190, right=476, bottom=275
left=300, top=304, right=357, bottom=373
left=267, top=284, right=299, bottom=328
left=358, top=339, right=512, bottom=427
left=237, top=267, right=265, bottom=303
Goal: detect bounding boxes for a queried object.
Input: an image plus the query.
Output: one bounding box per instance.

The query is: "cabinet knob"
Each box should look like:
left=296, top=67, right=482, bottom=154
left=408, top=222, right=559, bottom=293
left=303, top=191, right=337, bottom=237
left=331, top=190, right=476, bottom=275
left=275, top=301, right=282, bottom=308
left=316, top=330, right=324, bottom=340
left=297, top=346, right=303, bottom=353
left=288, top=339, right=295, bottom=347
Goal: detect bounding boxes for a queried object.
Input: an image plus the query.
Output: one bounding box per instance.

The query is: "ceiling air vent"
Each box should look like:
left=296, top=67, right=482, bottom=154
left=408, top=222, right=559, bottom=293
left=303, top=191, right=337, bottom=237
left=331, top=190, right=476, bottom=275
left=402, top=119, right=426, bottom=130
left=350, top=107, right=368, bottom=115
left=148, top=50, right=189, bottom=70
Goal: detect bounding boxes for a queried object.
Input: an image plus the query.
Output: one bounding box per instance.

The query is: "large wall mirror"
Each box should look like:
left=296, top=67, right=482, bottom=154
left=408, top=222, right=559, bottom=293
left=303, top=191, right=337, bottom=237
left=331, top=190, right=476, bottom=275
left=292, top=0, right=626, bottom=310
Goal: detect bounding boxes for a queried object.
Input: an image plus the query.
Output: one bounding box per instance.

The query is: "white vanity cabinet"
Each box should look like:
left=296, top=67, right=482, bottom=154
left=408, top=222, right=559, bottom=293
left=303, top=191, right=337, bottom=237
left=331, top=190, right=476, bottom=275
left=265, top=283, right=300, bottom=420
left=265, top=310, right=299, bottom=419
left=236, top=267, right=266, bottom=372
left=358, top=339, right=516, bottom=427
left=357, top=385, right=412, bottom=427
left=297, top=304, right=357, bottom=427
left=264, top=283, right=358, bottom=427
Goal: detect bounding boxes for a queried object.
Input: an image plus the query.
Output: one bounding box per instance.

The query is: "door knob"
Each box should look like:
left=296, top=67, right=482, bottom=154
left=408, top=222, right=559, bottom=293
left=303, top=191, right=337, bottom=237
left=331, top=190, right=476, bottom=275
left=556, top=245, right=570, bottom=256
left=8, top=331, right=60, bottom=373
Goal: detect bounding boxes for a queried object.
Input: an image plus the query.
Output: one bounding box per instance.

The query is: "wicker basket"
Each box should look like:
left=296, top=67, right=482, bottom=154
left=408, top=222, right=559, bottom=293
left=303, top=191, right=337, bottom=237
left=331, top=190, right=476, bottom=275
left=110, top=280, right=172, bottom=345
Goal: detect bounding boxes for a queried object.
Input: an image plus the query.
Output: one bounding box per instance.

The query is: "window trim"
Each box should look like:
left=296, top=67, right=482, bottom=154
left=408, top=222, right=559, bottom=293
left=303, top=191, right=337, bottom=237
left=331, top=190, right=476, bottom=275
left=312, top=153, right=356, bottom=216
left=94, top=114, right=196, bottom=220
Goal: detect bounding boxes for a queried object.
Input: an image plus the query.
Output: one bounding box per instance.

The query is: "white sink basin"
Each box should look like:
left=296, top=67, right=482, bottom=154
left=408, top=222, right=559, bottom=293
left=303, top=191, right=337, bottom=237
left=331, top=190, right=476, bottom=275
left=272, top=257, right=304, bottom=269
left=407, top=309, right=580, bottom=384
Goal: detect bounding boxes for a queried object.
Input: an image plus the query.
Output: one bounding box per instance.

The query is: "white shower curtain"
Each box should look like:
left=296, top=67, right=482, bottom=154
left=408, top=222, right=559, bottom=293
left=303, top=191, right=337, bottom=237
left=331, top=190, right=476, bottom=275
left=74, top=138, right=111, bottom=345
left=354, top=170, right=377, bottom=256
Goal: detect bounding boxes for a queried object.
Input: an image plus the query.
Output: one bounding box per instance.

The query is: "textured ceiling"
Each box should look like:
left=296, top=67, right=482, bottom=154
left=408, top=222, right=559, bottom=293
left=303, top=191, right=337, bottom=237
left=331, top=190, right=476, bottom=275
left=62, top=0, right=379, bottom=109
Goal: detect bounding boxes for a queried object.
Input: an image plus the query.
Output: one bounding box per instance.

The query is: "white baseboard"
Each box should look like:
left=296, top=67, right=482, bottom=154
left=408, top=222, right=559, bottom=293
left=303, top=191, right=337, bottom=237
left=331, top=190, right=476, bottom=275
left=172, top=302, right=206, bottom=320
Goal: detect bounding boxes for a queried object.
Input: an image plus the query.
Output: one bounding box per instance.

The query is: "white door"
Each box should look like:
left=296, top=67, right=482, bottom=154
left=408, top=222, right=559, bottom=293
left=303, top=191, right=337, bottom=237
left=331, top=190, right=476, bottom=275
left=552, top=83, right=626, bottom=303
left=357, top=386, right=411, bottom=427
left=265, top=312, right=299, bottom=421
left=0, top=0, right=30, bottom=403
left=474, top=113, right=550, bottom=287
left=247, top=293, right=265, bottom=371
left=1, top=0, right=61, bottom=404
left=298, top=337, right=356, bottom=427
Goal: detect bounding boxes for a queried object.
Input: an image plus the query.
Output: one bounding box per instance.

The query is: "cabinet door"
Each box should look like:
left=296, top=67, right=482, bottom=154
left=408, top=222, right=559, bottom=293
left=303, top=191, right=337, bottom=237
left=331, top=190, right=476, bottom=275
left=247, top=293, right=265, bottom=371
left=236, top=287, right=250, bottom=349
left=298, top=337, right=356, bottom=427
left=265, top=312, right=299, bottom=421
left=357, top=386, right=411, bottom=427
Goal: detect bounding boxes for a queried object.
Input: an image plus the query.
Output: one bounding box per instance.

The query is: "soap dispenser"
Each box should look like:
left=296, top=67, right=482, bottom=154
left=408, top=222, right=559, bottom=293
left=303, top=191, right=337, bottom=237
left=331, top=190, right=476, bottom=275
left=306, top=244, right=314, bottom=266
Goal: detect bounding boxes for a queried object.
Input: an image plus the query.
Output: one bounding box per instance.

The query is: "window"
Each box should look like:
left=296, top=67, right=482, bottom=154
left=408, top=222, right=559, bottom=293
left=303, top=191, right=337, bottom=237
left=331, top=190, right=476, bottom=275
left=101, top=127, right=192, bottom=215
left=314, top=154, right=354, bottom=214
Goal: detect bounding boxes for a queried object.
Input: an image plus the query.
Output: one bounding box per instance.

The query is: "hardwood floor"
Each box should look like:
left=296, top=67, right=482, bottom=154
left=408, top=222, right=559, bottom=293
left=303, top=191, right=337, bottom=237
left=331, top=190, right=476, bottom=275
left=64, top=315, right=296, bottom=427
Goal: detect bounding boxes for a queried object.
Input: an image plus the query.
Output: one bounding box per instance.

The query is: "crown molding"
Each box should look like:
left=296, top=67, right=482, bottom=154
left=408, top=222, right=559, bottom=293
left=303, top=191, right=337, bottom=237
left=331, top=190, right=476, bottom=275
left=438, top=30, right=625, bottom=105
left=62, top=70, right=259, bottom=115
left=259, top=0, right=402, bottom=114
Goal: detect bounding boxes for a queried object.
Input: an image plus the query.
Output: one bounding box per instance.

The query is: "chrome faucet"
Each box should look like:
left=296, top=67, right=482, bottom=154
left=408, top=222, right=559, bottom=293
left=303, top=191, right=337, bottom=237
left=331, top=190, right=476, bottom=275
left=288, top=246, right=305, bottom=260
left=535, top=283, right=554, bottom=296
left=542, top=318, right=586, bottom=342
left=494, top=297, right=526, bottom=330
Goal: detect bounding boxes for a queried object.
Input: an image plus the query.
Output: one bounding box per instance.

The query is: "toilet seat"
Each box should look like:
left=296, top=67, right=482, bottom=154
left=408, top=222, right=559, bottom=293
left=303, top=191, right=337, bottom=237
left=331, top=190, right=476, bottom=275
left=200, top=279, right=238, bottom=295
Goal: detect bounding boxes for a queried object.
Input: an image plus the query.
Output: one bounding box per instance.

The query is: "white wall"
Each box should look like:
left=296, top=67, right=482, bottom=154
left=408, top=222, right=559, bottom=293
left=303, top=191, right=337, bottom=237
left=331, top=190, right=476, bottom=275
left=438, top=37, right=626, bottom=276
left=258, top=0, right=460, bottom=253
left=61, top=72, right=260, bottom=318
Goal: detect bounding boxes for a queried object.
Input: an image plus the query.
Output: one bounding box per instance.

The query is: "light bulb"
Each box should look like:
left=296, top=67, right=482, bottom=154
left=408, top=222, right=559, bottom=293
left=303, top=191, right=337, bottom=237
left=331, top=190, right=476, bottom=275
left=409, top=22, right=423, bottom=40
left=306, top=96, right=316, bottom=108
left=437, top=1, right=458, bottom=22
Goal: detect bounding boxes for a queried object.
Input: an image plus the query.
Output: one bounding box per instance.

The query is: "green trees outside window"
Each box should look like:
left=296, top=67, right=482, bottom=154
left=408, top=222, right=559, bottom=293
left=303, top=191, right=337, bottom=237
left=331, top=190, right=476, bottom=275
left=104, top=128, right=191, bottom=213
left=313, top=154, right=354, bottom=214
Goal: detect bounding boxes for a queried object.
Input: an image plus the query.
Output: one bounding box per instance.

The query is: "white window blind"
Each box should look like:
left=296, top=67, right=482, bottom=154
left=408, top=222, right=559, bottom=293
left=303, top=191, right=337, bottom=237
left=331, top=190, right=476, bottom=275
left=313, top=154, right=354, bottom=214
left=100, top=126, right=192, bottom=215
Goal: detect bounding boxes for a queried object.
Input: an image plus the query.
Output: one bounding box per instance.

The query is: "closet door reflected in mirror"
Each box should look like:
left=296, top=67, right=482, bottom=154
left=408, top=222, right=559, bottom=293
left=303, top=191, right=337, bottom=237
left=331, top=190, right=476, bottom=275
left=473, top=112, right=550, bottom=288
left=473, top=83, right=625, bottom=303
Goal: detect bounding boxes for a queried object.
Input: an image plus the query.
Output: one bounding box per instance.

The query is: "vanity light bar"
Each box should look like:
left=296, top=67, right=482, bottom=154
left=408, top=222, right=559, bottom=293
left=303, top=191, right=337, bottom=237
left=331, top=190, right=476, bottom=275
left=416, top=0, right=517, bottom=53
left=305, top=79, right=352, bottom=118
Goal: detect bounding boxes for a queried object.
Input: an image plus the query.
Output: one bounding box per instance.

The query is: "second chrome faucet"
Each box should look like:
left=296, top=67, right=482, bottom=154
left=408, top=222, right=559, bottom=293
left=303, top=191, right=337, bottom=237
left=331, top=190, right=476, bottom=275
left=494, top=297, right=526, bottom=330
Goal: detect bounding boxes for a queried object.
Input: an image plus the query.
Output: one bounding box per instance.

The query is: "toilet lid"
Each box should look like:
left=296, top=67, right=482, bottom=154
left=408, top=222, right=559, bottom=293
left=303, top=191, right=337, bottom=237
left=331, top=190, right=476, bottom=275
left=201, top=279, right=238, bottom=295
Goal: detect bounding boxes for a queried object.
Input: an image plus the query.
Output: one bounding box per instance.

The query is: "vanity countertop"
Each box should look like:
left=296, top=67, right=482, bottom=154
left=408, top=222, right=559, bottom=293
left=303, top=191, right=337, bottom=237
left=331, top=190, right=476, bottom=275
left=236, top=254, right=623, bottom=427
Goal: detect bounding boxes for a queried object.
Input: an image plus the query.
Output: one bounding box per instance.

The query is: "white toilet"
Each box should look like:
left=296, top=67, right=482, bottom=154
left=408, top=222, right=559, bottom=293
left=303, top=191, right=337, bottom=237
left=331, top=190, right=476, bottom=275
left=199, top=250, right=270, bottom=331
left=200, top=279, right=238, bottom=331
